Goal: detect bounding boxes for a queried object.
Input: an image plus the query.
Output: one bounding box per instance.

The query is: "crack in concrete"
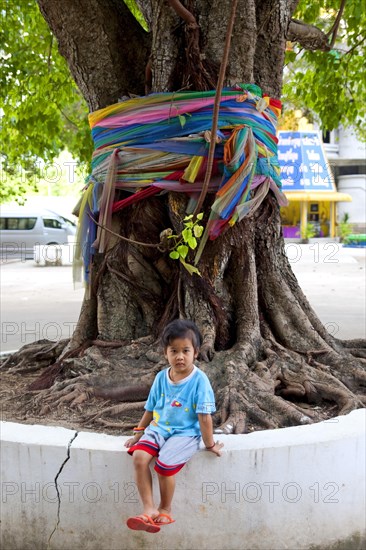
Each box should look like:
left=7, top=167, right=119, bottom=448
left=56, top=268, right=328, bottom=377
left=47, top=431, right=79, bottom=547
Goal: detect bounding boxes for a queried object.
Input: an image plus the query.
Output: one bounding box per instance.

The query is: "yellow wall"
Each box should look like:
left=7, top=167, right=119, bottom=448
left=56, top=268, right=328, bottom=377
left=281, top=201, right=331, bottom=237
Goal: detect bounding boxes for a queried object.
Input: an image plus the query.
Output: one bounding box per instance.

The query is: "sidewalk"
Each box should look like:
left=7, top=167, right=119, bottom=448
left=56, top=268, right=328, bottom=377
left=287, top=243, right=365, bottom=340
left=0, top=262, right=84, bottom=353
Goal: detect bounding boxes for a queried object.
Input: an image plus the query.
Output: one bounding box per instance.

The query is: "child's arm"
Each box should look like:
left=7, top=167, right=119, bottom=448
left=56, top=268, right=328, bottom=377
left=124, top=410, right=154, bottom=448
left=198, top=413, right=224, bottom=457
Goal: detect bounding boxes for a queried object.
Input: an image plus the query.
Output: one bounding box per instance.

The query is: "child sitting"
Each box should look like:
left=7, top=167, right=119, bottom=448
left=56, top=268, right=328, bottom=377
left=125, top=318, right=223, bottom=533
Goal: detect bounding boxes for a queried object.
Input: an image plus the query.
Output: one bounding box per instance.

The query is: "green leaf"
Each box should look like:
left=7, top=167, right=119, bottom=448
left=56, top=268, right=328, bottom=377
left=285, top=51, right=297, bottom=63
left=0, top=1, right=92, bottom=203
left=182, top=227, right=192, bottom=242
left=180, top=258, right=201, bottom=277
left=193, top=224, right=204, bottom=238
left=187, top=236, right=197, bottom=249
left=178, top=115, right=186, bottom=128
left=123, top=0, right=149, bottom=31
left=196, top=213, right=204, bottom=220
left=282, top=0, right=366, bottom=141
left=177, top=244, right=189, bottom=259
left=169, top=250, right=180, bottom=260
left=184, top=214, right=193, bottom=221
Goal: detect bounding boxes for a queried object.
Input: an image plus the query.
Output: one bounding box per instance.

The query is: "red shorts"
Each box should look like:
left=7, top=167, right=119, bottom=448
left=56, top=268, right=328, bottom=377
left=128, top=426, right=201, bottom=476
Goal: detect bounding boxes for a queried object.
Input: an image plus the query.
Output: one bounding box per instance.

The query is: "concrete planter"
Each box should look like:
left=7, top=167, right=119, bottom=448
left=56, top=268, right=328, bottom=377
left=34, top=244, right=74, bottom=266
left=1, top=410, right=365, bottom=550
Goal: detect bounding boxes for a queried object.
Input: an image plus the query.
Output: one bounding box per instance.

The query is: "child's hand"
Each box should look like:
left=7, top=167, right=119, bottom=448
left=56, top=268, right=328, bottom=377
left=124, top=434, right=142, bottom=448
left=206, top=441, right=224, bottom=456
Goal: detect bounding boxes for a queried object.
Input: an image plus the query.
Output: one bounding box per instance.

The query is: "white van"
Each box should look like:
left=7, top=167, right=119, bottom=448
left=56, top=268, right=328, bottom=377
left=0, top=207, right=76, bottom=260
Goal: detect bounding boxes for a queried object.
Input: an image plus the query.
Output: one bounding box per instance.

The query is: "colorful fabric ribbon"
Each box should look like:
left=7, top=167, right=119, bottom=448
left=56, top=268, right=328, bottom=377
left=76, top=83, right=288, bottom=281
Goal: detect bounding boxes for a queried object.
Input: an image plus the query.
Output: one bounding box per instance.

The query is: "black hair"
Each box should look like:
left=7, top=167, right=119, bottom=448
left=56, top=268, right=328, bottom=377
left=161, top=319, right=202, bottom=350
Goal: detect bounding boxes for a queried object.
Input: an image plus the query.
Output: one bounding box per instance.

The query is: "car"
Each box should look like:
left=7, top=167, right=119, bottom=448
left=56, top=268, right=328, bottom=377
left=0, top=207, right=76, bottom=260
left=44, top=210, right=77, bottom=237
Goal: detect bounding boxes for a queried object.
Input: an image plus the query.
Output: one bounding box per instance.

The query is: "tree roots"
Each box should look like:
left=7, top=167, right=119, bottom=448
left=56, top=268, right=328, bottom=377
left=1, top=329, right=364, bottom=435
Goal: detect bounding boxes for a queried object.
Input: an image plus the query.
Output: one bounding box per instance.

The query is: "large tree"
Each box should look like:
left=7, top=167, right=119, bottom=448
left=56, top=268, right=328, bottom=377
left=3, top=0, right=365, bottom=433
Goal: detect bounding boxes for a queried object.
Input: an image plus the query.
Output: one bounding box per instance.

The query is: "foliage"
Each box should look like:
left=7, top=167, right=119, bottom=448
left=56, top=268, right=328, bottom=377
left=283, top=0, right=366, bottom=140
left=1, top=150, right=85, bottom=205
left=0, top=0, right=92, bottom=203
left=0, top=168, right=35, bottom=204
left=300, top=222, right=317, bottom=240
left=168, top=214, right=204, bottom=275
left=338, top=212, right=352, bottom=241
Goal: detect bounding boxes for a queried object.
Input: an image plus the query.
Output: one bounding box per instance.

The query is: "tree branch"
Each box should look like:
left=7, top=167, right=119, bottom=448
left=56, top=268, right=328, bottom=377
left=345, top=35, right=366, bottom=56
left=287, top=19, right=330, bottom=51
left=326, top=0, right=347, bottom=48
left=88, top=213, right=162, bottom=250
left=166, top=0, right=217, bottom=90
left=168, top=0, right=198, bottom=26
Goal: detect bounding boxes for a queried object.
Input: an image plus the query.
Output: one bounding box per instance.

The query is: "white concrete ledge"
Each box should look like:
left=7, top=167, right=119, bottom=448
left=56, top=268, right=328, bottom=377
left=1, top=409, right=365, bottom=549
left=33, top=244, right=74, bottom=266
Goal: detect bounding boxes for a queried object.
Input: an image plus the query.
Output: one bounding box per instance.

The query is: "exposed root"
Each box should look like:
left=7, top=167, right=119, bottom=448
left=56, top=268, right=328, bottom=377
left=1, top=329, right=365, bottom=434
left=339, top=338, right=366, bottom=349
left=206, top=334, right=365, bottom=435
left=312, top=382, right=363, bottom=415
left=348, top=349, right=366, bottom=359
left=215, top=412, right=247, bottom=434
left=0, top=339, right=69, bottom=373
left=90, top=339, right=129, bottom=348
left=35, top=377, right=92, bottom=415
left=85, top=401, right=146, bottom=425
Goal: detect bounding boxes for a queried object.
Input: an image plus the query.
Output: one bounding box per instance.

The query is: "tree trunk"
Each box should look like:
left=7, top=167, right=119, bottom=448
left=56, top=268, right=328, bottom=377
left=3, top=0, right=363, bottom=433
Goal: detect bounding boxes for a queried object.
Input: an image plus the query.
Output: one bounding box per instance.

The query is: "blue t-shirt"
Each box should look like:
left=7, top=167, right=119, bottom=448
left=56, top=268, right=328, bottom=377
left=145, top=366, right=216, bottom=437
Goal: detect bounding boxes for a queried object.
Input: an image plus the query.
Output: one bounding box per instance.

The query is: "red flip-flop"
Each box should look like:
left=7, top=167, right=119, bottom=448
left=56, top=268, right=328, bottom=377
left=154, top=513, right=175, bottom=525
left=126, top=514, right=161, bottom=533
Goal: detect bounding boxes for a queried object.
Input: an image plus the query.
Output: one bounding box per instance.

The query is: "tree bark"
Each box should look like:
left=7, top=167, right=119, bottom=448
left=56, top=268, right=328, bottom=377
left=287, top=19, right=330, bottom=51
left=9, top=0, right=364, bottom=433
left=37, top=0, right=151, bottom=110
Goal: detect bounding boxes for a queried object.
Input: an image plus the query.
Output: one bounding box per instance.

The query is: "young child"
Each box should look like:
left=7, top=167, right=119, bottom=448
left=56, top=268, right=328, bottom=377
left=124, top=319, right=223, bottom=533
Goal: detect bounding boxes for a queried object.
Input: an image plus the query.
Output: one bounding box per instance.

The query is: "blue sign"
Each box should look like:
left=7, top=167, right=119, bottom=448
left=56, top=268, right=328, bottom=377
left=277, top=131, right=335, bottom=191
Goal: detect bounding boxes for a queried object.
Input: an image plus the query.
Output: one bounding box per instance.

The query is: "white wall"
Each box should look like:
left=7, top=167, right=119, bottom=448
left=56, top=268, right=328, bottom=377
left=337, top=175, right=366, bottom=224
left=338, top=127, right=366, bottom=160
left=1, top=410, right=365, bottom=550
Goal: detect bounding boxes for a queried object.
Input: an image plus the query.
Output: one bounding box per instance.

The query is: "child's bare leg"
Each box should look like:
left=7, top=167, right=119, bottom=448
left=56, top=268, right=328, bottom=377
left=132, top=451, right=159, bottom=517
left=156, top=474, right=176, bottom=520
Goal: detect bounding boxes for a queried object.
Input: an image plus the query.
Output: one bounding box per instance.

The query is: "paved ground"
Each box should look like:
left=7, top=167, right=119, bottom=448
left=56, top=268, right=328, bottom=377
left=287, top=243, right=365, bottom=340
left=0, top=243, right=365, bottom=352
left=0, top=259, right=84, bottom=352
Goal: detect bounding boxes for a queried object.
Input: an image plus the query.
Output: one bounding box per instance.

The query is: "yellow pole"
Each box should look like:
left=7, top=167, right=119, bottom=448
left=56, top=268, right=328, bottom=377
left=330, top=202, right=335, bottom=238
left=300, top=201, right=307, bottom=238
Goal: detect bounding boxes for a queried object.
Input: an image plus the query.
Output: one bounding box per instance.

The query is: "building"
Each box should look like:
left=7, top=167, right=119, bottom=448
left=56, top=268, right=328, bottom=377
left=278, top=128, right=365, bottom=240
left=278, top=131, right=352, bottom=239
left=323, top=127, right=366, bottom=234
